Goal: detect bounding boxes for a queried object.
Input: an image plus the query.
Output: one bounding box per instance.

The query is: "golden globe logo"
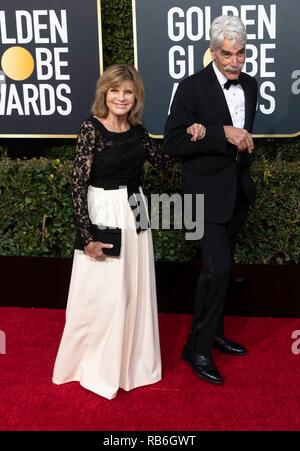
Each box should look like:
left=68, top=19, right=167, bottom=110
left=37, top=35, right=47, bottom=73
left=1, top=46, right=35, bottom=80
left=0, top=9, right=72, bottom=116
left=203, top=48, right=212, bottom=67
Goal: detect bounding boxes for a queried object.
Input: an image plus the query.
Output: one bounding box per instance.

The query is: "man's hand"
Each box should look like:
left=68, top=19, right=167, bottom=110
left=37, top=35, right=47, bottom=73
left=224, top=126, right=254, bottom=153
left=84, top=241, right=113, bottom=259
left=187, top=123, right=206, bottom=142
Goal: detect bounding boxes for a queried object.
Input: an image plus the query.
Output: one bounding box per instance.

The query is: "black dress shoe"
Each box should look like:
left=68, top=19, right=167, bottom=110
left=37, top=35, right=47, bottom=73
left=213, top=337, right=247, bottom=355
left=182, top=345, right=223, bottom=385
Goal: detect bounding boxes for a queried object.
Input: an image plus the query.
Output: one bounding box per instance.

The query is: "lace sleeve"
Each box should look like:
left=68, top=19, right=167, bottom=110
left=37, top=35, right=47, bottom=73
left=72, top=120, right=95, bottom=246
left=141, top=127, right=175, bottom=171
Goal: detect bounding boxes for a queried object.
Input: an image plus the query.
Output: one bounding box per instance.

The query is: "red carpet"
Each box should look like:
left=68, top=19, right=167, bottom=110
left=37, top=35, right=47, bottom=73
left=0, top=307, right=300, bottom=431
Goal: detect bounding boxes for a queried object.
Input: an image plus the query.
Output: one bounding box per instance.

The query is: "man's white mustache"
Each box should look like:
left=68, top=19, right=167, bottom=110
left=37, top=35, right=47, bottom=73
left=224, top=64, right=243, bottom=73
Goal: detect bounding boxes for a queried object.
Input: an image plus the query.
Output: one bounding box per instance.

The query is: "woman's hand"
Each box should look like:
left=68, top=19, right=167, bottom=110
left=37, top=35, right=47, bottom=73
left=84, top=241, right=113, bottom=259
left=187, top=123, right=206, bottom=142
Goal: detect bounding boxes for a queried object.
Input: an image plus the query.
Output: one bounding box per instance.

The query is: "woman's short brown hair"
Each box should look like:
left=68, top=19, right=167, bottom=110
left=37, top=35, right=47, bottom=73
left=91, top=64, right=144, bottom=126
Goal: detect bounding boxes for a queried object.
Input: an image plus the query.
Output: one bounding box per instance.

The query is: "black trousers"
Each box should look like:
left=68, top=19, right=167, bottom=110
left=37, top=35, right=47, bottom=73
left=187, top=185, right=249, bottom=356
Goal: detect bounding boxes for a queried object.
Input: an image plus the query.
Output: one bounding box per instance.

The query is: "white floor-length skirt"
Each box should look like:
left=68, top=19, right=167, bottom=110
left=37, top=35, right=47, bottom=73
left=52, top=186, right=162, bottom=399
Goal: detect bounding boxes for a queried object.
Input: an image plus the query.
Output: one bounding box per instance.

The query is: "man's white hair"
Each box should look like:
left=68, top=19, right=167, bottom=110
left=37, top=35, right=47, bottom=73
left=209, top=15, right=247, bottom=50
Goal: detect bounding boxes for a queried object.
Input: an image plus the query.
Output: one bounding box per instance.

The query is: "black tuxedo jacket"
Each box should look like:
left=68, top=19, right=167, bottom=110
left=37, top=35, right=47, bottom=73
left=164, top=62, right=258, bottom=223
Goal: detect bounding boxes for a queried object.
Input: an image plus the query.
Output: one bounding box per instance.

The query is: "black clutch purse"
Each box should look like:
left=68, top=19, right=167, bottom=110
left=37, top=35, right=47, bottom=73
left=91, top=225, right=121, bottom=256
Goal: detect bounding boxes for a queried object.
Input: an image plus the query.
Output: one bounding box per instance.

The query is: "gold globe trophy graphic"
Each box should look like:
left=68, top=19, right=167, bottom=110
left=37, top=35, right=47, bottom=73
left=1, top=46, right=35, bottom=81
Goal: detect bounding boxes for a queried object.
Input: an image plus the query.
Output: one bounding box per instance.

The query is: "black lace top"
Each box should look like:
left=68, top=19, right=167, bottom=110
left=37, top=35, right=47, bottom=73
left=72, top=116, right=173, bottom=246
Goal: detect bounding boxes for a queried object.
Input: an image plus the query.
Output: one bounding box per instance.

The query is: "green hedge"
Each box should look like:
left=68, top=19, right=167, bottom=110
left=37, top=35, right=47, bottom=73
left=102, top=0, right=134, bottom=67
left=235, top=160, right=300, bottom=264
left=0, top=158, right=74, bottom=257
left=253, top=138, right=300, bottom=162
left=0, top=157, right=299, bottom=263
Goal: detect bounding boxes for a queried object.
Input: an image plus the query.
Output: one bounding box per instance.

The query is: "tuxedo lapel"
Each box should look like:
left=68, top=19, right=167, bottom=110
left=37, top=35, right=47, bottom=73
left=202, top=63, right=233, bottom=126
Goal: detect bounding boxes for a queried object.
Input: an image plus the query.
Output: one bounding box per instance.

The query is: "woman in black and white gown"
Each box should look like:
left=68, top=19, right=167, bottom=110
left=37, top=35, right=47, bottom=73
left=52, top=64, right=173, bottom=399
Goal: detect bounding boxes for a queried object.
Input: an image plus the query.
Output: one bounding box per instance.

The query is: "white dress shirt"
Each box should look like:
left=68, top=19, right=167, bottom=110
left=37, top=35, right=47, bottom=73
left=212, top=62, right=245, bottom=129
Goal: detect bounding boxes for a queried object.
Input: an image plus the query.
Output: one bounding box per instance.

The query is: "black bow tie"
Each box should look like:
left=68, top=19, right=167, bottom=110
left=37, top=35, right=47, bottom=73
left=223, top=78, right=240, bottom=90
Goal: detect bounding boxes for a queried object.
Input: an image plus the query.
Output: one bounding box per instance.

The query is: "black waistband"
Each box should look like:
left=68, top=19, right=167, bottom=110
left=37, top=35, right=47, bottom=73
left=90, top=176, right=149, bottom=234
left=90, top=176, right=141, bottom=194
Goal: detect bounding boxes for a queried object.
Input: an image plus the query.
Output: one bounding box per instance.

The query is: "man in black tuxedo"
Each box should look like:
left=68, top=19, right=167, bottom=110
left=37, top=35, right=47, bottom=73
left=164, top=15, right=258, bottom=385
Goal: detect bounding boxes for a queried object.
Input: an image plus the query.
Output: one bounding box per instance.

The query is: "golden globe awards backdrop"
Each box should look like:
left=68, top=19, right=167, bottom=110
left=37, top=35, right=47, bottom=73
left=0, top=0, right=102, bottom=137
left=133, top=0, right=300, bottom=137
